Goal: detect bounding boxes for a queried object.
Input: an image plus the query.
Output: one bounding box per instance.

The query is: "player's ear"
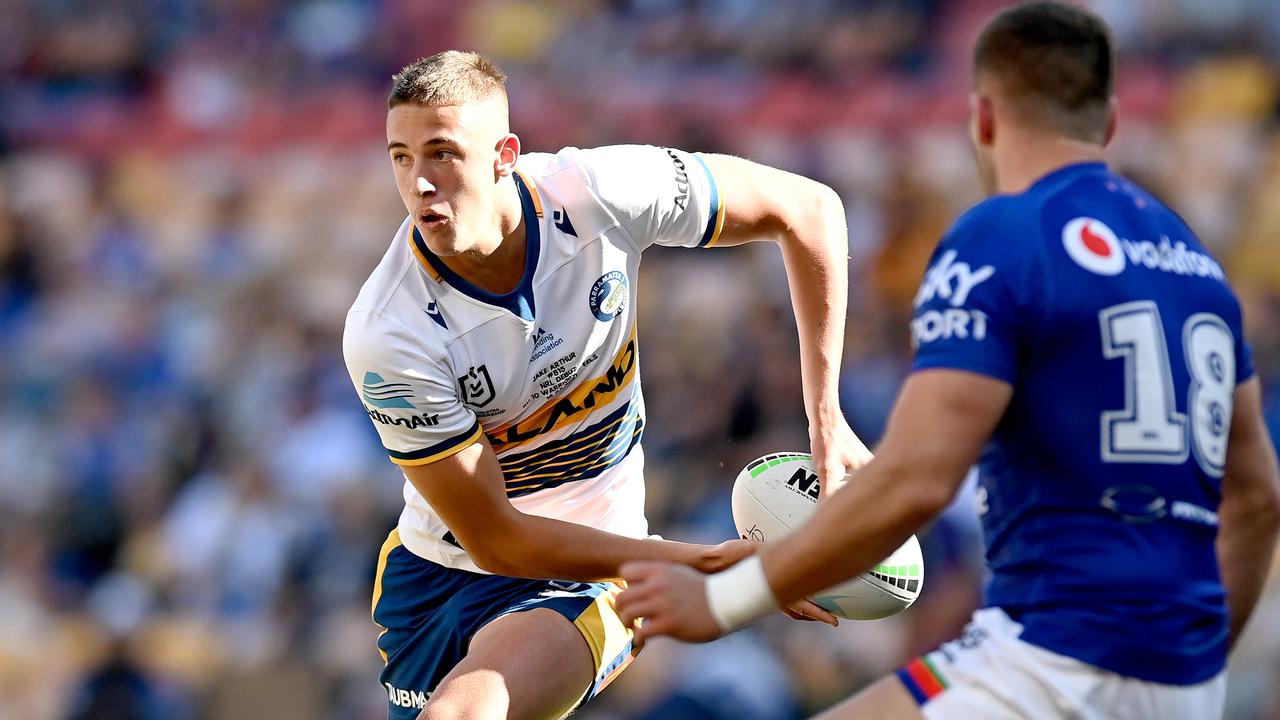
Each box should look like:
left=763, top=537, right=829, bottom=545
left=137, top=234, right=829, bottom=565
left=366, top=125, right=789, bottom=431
left=495, top=133, right=521, bottom=177
left=972, top=93, right=996, bottom=148
left=1102, top=96, right=1118, bottom=146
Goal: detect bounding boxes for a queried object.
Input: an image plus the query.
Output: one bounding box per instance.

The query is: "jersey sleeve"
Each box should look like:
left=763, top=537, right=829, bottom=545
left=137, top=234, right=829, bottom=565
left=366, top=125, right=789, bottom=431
left=1231, top=301, right=1256, bottom=385
left=910, top=201, right=1040, bottom=384
left=574, top=144, right=725, bottom=250
left=1237, top=340, right=1255, bottom=384
left=343, top=310, right=481, bottom=466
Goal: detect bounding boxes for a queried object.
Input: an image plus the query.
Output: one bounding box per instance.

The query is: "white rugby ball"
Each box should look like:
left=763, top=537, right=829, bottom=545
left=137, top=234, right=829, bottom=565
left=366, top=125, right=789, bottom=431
left=731, top=452, right=924, bottom=620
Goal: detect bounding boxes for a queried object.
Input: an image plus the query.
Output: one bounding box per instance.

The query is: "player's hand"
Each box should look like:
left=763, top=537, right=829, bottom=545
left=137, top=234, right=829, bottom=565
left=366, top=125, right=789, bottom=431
left=617, top=561, right=724, bottom=646
left=694, top=538, right=759, bottom=573
left=810, top=417, right=873, bottom=498
left=780, top=598, right=839, bottom=627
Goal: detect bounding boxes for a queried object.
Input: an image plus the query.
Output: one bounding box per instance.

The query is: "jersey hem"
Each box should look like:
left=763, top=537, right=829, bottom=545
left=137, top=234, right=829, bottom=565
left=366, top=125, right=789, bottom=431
left=910, top=358, right=1017, bottom=385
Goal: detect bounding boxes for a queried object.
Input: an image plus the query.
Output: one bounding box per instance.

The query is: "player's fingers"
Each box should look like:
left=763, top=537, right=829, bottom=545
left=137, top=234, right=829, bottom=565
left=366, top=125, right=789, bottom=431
left=819, top=459, right=847, bottom=497
left=631, top=622, right=652, bottom=649
left=615, top=594, right=644, bottom=626
left=617, top=588, right=665, bottom=627
left=614, top=582, right=654, bottom=621
left=779, top=606, right=810, bottom=621
left=790, top=599, right=839, bottom=627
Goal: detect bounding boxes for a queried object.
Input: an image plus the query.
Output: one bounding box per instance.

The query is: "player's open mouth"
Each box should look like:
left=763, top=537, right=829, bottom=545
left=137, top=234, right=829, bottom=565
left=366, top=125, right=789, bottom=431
left=419, top=212, right=447, bottom=227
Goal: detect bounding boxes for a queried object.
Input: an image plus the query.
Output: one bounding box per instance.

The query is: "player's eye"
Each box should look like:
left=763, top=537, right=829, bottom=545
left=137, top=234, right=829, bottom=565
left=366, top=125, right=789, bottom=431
left=392, top=154, right=411, bottom=166
left=434, top=149, right=457, bottom=161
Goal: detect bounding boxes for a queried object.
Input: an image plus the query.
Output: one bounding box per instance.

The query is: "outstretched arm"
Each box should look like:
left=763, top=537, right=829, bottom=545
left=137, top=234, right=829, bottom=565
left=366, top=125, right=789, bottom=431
left=701, top=154, right=872, bottom=493
left=402, top=437, right=755, bottom=581
left=1216, top=377, right=1280, bottom=650
left=617, top=369, right=1010, bottom=643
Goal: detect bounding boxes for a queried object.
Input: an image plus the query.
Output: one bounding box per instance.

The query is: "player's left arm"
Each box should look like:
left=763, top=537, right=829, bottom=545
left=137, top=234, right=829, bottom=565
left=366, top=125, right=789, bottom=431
left=618, top=368, right=1011, bottom=643
left=1216, top=376, right=1280, bottom=650
left=700, top=154, right=872, bottom=494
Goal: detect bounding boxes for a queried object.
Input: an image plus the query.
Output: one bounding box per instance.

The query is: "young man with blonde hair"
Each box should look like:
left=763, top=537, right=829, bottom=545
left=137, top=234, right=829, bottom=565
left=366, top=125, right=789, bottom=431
left=345, top=50, right=869, bottom=719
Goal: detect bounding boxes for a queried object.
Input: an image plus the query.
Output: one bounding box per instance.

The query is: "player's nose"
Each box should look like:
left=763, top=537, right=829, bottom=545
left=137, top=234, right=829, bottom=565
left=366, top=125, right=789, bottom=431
left=416, top=176, right=435, bottom=195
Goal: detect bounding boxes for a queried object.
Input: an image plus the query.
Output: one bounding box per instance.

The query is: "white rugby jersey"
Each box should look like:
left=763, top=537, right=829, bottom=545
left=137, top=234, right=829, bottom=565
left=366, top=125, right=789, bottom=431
left=344, top=145, right=725, bottom=573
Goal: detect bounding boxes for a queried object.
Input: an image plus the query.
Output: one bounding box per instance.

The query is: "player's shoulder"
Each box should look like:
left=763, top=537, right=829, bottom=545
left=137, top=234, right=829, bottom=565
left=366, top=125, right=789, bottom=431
left=938, top=194, right=1039, bottom=263
left=518, top=144, right=689, bottom=247
left=518, top=144, right=679, bottom=188
left=917, top=193, right=1052, bottom=314
left=344, top=302, right=450, bottom=383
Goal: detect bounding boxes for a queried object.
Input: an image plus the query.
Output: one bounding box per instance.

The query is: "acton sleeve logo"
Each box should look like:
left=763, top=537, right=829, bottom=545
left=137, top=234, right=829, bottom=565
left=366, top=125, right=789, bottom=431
left=458, top=364, right=497, bottom=408
left=1063, top=217, right=1124, bottom=276
left=665, top=148, right=691, bottom=211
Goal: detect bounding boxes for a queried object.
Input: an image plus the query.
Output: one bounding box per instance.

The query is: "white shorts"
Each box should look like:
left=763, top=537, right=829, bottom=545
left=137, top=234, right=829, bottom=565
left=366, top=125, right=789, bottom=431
left=895, top=608, right=1225, bottom=720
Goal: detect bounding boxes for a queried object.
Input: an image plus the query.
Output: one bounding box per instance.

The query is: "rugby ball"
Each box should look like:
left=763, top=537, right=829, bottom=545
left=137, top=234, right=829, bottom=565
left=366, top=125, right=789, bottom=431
left=731, top=452, right=924, bottom=620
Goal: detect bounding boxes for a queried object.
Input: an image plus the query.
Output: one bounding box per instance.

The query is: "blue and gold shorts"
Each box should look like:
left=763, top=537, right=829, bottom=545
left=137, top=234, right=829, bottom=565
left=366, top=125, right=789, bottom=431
left=372, top=529, right=635, bottom=719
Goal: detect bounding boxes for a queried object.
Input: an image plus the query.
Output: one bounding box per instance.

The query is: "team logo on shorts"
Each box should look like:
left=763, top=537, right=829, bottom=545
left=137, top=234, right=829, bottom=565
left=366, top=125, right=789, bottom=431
left=589, top=271, right=628, bottom=321
left=1062, top=217, right=1125, bottom=276
left=458, top=364, right=496, bottom=408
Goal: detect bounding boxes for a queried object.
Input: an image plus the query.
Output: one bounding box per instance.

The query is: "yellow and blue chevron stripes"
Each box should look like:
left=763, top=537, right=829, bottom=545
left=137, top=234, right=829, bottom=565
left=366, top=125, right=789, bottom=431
left=498, top=399, right=643, bottom=498
left=487, top=326, right=638, bottom=454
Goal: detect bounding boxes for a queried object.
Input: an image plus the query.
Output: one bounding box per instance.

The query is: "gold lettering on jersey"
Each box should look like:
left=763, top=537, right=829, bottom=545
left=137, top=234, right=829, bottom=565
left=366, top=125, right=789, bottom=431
left=488, top=327, right=637, bottom=452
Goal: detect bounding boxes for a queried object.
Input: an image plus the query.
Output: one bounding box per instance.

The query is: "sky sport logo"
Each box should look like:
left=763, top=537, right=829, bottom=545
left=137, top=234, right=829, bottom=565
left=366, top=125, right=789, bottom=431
left=1062, top=217, right=1225, bottom=280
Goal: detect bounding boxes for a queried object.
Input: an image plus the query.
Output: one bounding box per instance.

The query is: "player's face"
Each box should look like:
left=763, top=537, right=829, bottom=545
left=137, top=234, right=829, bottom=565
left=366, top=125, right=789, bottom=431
left=386, top=97, right=514, bottom=256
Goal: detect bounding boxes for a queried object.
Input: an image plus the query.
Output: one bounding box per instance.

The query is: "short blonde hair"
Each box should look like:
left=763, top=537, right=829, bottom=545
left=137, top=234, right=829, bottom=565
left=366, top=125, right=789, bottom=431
left=388, top=50, right=507, bottom=109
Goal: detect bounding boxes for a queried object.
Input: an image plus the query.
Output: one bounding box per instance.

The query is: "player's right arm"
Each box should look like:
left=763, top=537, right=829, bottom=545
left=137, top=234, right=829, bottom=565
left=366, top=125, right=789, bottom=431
left=1215, top=376, right=1280, bottom=649
left=344, top=307, right=757, bottom=582
left=400, top=439, right=752, bottom=581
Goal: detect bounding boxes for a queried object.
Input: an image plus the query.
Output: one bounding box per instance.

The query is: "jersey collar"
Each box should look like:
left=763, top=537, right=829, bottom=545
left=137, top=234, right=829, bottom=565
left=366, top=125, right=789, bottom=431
left=410, top=173, right=540, bottom=322
left=1028, top=161, right=1108, bottom=192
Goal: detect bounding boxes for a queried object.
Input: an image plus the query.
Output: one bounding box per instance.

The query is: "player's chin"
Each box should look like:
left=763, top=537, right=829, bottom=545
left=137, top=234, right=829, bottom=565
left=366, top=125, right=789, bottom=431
left=417, top=223, right=461, bottom=253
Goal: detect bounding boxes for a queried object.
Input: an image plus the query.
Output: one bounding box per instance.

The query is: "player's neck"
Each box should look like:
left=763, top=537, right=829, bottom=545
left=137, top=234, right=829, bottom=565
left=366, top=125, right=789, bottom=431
left=994, top=131, right=1106, bottom=195
left=436, top=179, right=528, bottom=295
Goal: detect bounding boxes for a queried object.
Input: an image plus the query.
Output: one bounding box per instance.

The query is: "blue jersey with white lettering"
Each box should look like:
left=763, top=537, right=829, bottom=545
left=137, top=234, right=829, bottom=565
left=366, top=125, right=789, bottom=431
left=911, top=162, right=1254, bottom=685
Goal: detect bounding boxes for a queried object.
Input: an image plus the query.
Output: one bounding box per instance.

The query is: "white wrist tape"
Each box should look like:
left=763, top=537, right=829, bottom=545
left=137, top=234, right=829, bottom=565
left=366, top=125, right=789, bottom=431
left=705, top=556, right=778, bottom=632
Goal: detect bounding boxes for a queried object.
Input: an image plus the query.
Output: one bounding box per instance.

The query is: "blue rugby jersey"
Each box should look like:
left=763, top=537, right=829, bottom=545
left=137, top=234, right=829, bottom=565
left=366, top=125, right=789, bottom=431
left=911, top=162, right=1254, bottom=685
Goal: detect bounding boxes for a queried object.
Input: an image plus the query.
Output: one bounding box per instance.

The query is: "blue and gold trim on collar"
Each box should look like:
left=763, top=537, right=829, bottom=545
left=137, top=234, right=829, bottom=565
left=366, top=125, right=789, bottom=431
left=514, top=169, right=544, bottom=218
left=408, top=173, right=541, bottom=321
left=407, top=223, right=444, bottom=282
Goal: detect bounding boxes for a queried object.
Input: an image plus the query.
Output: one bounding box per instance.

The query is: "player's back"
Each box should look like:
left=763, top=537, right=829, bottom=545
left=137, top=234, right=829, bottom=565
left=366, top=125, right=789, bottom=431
left=912, top=162, right=1253, bottom=685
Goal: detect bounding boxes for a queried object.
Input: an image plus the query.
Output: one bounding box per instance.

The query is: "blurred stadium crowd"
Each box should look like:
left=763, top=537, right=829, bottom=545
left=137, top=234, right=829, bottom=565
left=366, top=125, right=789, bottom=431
left=2, top=0, right=1279, bottom=718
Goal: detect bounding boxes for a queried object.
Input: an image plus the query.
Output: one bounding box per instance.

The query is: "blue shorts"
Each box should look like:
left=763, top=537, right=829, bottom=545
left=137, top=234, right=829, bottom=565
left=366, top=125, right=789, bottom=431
left=372, top=529, right=635, bottom=719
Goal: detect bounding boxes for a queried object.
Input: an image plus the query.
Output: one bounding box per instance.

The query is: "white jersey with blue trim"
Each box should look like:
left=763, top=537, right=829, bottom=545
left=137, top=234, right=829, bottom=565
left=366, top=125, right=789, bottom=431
left=344, top=145, right=725, bottom=573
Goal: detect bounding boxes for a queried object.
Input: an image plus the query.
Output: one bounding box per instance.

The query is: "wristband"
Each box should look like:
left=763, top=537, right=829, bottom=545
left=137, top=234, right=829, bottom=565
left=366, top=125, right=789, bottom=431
left=705, top=556, right=778, bottom=632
